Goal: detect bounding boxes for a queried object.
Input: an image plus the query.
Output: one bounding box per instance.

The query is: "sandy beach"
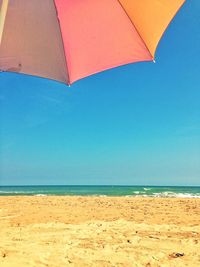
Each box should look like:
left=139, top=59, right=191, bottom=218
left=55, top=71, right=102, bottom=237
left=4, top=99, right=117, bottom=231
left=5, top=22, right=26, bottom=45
left=0, top=196, right=200, bottom=266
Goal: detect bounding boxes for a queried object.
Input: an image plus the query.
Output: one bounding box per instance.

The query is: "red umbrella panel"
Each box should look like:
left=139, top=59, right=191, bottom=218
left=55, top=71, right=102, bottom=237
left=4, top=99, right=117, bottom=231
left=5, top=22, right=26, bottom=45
left=0, top=0, right=185, bottom=85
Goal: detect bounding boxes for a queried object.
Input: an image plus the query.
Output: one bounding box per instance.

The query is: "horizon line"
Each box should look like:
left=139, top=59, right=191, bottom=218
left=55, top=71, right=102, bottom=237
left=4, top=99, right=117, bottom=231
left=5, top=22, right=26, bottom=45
left=1, top=184, right=200, bottom=187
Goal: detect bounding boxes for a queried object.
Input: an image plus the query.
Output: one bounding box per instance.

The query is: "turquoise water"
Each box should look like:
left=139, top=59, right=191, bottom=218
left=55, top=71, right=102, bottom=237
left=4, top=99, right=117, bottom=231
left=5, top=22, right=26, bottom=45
left=0, top=185, right=200, bottom=197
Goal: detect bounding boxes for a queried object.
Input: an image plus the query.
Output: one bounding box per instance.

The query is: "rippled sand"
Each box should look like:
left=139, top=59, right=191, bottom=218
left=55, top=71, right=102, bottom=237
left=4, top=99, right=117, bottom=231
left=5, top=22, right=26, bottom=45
left=0, top=196, right=200, bottom=266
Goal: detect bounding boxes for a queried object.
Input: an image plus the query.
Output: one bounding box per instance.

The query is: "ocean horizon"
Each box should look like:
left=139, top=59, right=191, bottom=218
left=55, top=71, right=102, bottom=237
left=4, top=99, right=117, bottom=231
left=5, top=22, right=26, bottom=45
left=0, top=185, right=200, bottom=198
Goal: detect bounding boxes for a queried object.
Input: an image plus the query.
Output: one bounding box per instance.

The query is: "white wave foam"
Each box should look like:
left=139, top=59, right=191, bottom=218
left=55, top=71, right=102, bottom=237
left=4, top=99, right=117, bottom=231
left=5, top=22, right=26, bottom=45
left=152, top=192, right=200, bottom=198
left=0, top=191, right=31, bottom=194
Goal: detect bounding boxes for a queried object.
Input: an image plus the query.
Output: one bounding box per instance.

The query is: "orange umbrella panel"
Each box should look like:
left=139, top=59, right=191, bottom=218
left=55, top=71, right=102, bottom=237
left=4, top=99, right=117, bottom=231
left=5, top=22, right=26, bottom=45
left=118, top=0, right=186, bottom=57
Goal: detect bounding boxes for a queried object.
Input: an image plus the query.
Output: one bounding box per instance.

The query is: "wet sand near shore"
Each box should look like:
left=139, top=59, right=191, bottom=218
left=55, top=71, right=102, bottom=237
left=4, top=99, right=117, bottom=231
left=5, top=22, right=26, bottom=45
left=0, top=196, right=200, bottom=266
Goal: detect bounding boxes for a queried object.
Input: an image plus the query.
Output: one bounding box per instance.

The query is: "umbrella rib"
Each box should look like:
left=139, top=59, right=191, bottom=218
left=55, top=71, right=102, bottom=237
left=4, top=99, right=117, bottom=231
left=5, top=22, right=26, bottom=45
left=0, top=0, right=9, bottom=45
left=53, top=0, right=71, bottom=86
left=116, top=0, right=154, bottom=61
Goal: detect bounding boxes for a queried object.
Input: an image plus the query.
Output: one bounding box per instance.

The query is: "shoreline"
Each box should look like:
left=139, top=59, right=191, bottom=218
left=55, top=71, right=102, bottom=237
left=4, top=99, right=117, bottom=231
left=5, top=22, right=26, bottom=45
left=0, top=193, right=200, bottom=199
left=1, top=184, right=200, bottom=199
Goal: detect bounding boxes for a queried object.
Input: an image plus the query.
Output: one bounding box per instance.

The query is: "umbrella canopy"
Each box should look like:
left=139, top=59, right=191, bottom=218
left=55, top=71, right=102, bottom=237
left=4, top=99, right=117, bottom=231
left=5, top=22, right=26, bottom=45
left=0, top=0, right=185, bottom=85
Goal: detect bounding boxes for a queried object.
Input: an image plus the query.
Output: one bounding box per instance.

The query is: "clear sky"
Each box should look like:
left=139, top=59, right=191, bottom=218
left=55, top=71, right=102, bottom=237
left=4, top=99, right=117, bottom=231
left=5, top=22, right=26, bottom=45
left=0, top=1, right=200, bottom=186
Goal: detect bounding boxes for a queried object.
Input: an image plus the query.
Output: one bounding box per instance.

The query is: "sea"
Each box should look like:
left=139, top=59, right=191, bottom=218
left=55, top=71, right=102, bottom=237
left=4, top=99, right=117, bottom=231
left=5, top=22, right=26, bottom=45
left=0, top=185, right=200, bottom=198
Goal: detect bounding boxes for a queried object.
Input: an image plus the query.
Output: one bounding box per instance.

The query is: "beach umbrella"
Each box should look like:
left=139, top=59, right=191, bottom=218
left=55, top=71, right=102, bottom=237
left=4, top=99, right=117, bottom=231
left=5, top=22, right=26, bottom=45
left=0, top=0, right=185, bottom=85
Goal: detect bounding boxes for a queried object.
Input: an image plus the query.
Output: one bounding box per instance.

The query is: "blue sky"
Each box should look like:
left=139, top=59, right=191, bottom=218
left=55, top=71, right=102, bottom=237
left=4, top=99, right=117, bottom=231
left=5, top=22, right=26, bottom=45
left=0, top=1, right=200, bottom=186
